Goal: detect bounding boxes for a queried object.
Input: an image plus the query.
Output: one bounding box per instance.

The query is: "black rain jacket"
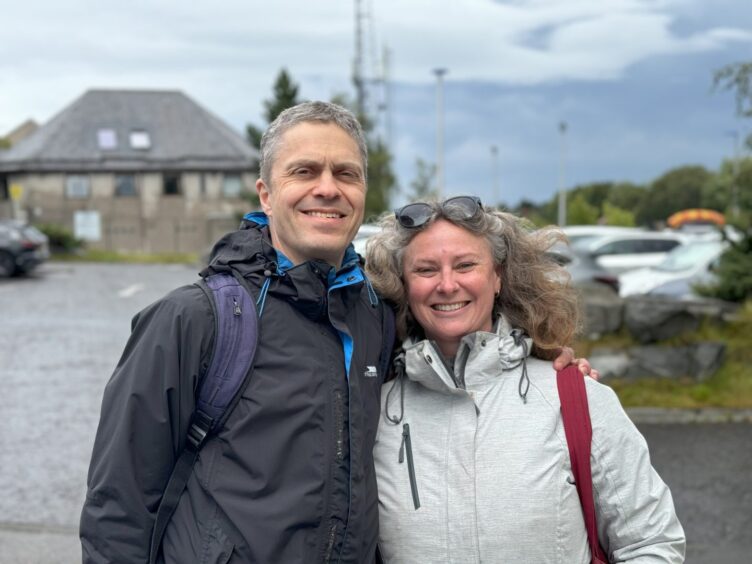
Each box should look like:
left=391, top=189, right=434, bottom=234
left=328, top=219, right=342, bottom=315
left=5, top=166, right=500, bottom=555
left=80, top=214, right=389, bottom=563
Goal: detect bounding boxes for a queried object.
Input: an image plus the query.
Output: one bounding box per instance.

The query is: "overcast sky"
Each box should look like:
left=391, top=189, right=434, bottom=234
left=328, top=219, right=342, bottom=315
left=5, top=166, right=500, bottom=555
left=2, top=0, right=751, bottom=208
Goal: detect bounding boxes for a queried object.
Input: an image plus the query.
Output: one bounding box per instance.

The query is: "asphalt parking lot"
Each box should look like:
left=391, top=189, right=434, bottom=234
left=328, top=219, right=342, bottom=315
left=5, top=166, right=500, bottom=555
left=0, top=262, right=750, bottom=563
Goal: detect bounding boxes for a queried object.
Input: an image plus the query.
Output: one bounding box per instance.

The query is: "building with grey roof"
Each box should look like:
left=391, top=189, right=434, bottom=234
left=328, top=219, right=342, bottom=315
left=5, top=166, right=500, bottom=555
left=0, top=89, right=258, bottom=253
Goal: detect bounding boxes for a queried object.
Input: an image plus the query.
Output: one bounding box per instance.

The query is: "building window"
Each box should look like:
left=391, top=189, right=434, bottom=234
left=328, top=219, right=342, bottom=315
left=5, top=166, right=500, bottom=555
left=0, top=176, right=8, bottom=200
left=115, top=175, right=137, bottom=197
left=222, top=174, right=243, bottom=198
left=97, top=128, right=118, bottom=150
left=130, top=130, right=151, bottom=150
left=65, top=175, right=90, bottom=199
left=163, top=173, right=181, bottom=196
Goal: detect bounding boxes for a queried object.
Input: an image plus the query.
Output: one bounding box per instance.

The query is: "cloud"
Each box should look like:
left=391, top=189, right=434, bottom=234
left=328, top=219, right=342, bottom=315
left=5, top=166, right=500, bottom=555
left=381, top=0, right=752, bottom=83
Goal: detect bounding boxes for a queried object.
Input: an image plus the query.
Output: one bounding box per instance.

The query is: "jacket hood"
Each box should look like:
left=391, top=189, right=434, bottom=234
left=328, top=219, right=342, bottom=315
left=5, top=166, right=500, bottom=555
left=402, top=315, right=533, bottom=394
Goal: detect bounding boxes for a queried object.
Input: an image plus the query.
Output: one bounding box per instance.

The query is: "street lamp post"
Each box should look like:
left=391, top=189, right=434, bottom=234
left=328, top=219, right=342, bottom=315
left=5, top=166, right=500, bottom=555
left=490, top=144, right=500, bottom=207
left=557, top=121, right=568, bottom=226
left=433, top=68, right=448, bottom=199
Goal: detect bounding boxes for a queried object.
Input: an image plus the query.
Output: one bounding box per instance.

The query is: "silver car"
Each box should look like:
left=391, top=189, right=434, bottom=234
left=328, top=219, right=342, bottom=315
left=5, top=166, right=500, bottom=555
left=619, top=240, right=726, bottom=298
left=572, top=232, right=689, bottom=275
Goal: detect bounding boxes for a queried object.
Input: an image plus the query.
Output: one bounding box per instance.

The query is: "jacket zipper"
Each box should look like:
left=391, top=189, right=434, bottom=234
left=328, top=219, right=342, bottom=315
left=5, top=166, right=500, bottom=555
left=333, top=390, right=344, bottom=461
left=398, top=423, right=421, bottom=510
left=323, top=521, right=337, bottom=562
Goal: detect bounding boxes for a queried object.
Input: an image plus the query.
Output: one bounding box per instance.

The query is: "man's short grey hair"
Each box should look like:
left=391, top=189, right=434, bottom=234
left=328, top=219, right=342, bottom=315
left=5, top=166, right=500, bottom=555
left=259, top=101, right=368, bottom=187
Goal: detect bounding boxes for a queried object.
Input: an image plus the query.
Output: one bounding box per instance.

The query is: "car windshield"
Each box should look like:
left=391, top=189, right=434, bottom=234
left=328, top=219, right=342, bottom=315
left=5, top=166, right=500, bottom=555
left=654, top=241, right=723, bottom=272
left=570, top=235, right=607, bottom=250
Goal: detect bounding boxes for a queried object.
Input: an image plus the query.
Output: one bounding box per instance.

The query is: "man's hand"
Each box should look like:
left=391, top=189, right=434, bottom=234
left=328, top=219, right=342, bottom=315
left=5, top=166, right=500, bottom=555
left=553, top=347, right=600, bottom=380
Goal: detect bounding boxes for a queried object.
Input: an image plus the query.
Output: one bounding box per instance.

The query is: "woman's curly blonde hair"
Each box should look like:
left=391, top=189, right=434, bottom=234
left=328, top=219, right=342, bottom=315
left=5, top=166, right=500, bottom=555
left=365, top=201, right=581, bottom=360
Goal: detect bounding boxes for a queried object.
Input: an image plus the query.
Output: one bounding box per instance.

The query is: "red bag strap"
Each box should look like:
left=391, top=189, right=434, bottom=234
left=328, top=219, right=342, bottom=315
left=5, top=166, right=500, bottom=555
left=557, top=365, right=609, bottom=564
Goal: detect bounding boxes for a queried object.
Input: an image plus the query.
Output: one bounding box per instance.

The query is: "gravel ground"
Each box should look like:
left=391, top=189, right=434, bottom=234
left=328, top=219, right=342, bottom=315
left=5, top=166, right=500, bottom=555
left=1, top=261, right=749, bottom=563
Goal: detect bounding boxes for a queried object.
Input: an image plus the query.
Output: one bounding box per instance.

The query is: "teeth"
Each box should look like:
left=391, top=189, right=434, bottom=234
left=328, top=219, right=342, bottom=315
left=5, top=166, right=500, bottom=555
left=433, top=303, right=466, bottom=312
left=307, top=211, right=341, bottom=219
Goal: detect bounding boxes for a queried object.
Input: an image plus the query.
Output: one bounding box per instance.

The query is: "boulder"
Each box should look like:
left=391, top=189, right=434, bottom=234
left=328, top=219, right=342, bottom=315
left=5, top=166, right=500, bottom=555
left=581, top=288, right=623, bottom=338
left=588, top=348, right=630, bottom=379
left=624, top=297, right=700, bottom=343
left=621, top=342, right=726, bottom=381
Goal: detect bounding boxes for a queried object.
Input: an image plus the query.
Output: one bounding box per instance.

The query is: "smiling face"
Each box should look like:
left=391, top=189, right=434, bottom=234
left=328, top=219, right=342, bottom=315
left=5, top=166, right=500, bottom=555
left=403, top=219, right=501, bottom=358
left=256, top=121, right=366, bottom=267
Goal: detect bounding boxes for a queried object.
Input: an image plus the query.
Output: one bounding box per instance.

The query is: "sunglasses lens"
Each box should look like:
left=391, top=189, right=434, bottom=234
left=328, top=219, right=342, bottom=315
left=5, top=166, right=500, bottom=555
left=443, top=196, right=481, bottom=218
left=397, top=203, right=433, bottom=228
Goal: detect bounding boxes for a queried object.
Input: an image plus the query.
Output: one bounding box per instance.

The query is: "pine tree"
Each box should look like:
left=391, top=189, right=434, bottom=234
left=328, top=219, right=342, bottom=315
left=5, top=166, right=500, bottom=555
left=246, top=68, right=301, bottom=155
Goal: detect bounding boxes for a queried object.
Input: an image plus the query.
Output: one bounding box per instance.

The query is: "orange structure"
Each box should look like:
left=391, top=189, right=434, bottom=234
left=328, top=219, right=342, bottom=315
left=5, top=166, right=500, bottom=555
left=667, top=208, right=725, bottom=228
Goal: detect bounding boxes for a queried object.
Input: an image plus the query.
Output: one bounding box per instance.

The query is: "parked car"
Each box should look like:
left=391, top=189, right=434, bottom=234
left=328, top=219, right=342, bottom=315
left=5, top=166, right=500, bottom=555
left=571, top=231, right=689, bottom=275
left=561, top=225, right=644, bottom=246
left=547, top=243, right=620, bottom=294
left=619, top=240, right=726, bottom=298
left=0, top=220, right=50, bottom=277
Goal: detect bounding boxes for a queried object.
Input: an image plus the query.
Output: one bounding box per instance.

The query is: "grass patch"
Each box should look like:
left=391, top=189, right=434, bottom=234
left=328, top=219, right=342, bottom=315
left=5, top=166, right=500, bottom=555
left=53, top=249, right=199, bottom=264
left=575, top=302, right=752, bottom=408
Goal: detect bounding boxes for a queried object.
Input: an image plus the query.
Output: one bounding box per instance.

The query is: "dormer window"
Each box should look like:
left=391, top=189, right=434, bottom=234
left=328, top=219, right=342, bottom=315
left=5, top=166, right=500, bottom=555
left=97, top=128, right=117, bottom=149
left=129, top=130, right=151, bottom=150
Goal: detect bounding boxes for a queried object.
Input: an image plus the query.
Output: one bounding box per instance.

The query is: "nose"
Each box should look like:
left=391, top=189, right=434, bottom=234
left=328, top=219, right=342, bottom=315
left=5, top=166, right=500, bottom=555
left=436, top=268, right=459, bottom=294
left=311, top=170, right=340, bottom=199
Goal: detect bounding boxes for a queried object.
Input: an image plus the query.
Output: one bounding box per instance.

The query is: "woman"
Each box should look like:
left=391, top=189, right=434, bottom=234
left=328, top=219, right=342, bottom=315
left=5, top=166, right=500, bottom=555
left=366, top=196, right=685, bottom=563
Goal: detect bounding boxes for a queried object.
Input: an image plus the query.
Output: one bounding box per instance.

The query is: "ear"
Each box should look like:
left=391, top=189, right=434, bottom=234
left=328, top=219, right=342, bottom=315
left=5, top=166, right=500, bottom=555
left=256, top=178, right=272, bottom=216
left=494, top=266, right=502, bottom=295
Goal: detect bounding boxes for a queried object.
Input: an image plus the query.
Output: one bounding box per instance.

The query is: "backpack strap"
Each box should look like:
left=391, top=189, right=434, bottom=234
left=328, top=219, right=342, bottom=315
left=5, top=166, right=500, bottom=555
left=557, top=365, right=609, bottom=564
left=148, top=272, right=259, bottom=564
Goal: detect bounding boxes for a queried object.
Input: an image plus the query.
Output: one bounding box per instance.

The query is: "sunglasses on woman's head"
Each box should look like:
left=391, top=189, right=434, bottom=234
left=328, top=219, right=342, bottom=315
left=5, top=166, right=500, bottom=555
left=394, top=195, right=483, bottom=229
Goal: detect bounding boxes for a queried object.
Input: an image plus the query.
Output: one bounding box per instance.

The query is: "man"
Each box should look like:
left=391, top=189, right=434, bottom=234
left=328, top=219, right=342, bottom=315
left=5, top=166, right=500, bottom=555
left=81, top=101, right=390, bottom=563
left=81, top=101, right=587, bottom=563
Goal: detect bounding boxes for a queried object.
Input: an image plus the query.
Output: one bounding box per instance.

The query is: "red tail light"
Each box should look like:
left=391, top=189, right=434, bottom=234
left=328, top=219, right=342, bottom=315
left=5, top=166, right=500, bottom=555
left=594, top=275, right=619, bottom=294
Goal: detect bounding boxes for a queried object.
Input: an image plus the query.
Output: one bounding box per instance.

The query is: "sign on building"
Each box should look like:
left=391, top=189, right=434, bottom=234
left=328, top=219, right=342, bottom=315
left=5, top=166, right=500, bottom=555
left=74, top=210, right=102, bottom=242
left=9, top=183, right=23, bottom=201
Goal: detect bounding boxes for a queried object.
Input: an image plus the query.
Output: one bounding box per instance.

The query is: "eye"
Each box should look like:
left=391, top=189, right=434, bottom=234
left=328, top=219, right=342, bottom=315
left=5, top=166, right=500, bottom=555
left=338, top=169, right=361, bottom=181
left=456, top=262, right=477, bottom=272
left=412, top=266, right=437, bottom=276
left=293, top=167, right=313, bottom=177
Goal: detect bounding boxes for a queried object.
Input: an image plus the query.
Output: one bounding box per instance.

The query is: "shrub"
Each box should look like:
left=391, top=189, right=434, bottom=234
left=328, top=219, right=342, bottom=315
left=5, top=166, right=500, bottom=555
left=37, top=223, right=85, bottom=253
left=697, top=226, right=752, bottom=302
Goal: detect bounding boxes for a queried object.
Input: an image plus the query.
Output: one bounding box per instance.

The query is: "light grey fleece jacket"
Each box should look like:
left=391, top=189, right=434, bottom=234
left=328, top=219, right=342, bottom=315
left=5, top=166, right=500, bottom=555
left=374, top=317, right=685, bottom=563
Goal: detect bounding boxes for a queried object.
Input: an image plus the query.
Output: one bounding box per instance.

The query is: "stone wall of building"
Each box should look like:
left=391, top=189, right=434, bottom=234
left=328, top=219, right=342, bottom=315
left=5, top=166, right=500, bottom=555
left=4, top=171, right=255, bottom=253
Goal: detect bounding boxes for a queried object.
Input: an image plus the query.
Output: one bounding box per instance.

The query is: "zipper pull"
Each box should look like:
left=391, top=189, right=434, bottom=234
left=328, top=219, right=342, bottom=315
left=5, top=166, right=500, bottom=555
left=399, top=428, right=406, bottom=463
left=402, top=423, right=421, bottom=510
left=233, top=297, right=241, bottom=316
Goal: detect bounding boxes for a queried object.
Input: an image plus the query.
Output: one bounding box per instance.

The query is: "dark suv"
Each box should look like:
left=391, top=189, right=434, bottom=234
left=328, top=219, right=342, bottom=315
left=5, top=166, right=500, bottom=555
left=0, top=220, right=50, bottom=277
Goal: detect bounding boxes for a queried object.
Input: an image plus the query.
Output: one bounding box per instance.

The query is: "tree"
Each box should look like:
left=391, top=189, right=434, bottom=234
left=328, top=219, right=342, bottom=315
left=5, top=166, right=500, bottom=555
left=601, top=202, right=636, bottom=226
left=0, top=137, right=10, bottom=149
left=636, top=165, right=712, bottom=226
left=566, top=182, right=613, bottom=212
left=567, top=194, right=599, bottom=225
left=407, top=158, right=437, bottom=202
left=246, top=68, right=301, bottom=152
left=365, top=137, right=396, bottom=221
left=696, top=230, right=752, bottom=302
left=606, top=182, right=647, bottom=214
left=714, top=61, right=752, bottom=149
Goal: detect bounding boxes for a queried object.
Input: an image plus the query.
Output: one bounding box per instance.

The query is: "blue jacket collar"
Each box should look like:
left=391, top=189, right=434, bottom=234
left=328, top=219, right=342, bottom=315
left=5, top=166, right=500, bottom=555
left=244, top=210, right=362, bottom=278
